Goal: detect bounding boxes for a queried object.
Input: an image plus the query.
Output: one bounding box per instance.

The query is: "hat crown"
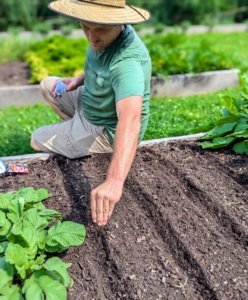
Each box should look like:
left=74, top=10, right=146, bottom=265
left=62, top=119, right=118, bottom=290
left=79, top=0, right=126, bottom=8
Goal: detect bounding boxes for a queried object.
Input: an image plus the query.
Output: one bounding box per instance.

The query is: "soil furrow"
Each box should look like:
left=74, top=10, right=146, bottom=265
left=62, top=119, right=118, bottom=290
left=1, top=140, right=248, bottom=299
left=56, top=156, right=121, bottom=299
left=103, top=190, right=203, bottom=300
left=197, top=150, right=248, bottom=189
left=125, top=175, right=219, bottom=299
left=128, top=149, right=248, bottom=299
left=145, top=146, right=248, bottom=248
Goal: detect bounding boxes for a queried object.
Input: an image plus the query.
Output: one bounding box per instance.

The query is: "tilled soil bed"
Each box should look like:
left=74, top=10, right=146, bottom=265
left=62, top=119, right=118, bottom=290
left=1, top=139, right=248, bottom=300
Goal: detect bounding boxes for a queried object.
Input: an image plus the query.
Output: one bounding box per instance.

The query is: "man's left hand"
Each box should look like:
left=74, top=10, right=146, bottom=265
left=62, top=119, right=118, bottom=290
left=91, top=179, right=123, bottom=226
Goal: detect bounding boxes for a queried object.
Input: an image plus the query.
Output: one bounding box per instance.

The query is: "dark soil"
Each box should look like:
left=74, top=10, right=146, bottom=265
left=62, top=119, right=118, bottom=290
left=1, top=140, right=248, bottom=300
left=0, top=61, right=31, bottom=86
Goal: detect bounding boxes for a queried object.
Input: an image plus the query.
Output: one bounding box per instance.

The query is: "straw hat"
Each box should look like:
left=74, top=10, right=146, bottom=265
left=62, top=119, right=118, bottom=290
left=48, top=0, right=151, bottom=25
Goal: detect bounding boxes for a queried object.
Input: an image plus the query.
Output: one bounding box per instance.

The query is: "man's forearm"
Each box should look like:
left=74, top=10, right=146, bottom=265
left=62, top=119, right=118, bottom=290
left=75, top=72, right=86, bottom=86
left=106, top=117, right=140, bottom=183
left=90, top=95, right=143, bottom=226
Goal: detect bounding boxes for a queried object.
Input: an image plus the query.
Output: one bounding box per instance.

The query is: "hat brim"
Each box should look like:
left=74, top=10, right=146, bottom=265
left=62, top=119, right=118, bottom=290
left=48, top=0, right=150, bottom=25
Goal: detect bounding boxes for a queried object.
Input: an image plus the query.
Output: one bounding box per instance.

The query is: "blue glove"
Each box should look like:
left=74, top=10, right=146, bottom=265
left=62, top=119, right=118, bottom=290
left=54, top=81, right=67, bottom=95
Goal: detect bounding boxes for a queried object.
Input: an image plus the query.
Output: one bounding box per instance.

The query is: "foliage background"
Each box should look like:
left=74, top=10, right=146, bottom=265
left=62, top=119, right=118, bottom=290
left=129, top=0, right=248, bottom=25
left=0, top=0, right=248, bottom=31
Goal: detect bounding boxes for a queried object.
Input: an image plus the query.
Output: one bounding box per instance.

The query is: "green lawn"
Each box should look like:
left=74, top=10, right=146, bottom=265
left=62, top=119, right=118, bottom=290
left=183, top=32, right=248, bottom=72
left=0, top=85, right=243, bottom=157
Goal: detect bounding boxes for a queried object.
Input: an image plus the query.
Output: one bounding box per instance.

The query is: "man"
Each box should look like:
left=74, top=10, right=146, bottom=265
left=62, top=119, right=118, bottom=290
left=31, top=0, right=151, bottom=227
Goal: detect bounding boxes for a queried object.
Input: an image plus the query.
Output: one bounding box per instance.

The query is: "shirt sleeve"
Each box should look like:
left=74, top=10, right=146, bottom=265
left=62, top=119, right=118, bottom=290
left=110, top=58, right=145, bottom=103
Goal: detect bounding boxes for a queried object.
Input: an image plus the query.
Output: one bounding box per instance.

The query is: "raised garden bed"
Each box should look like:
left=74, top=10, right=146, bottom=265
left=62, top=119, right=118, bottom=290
left=1, top=138, right=248, bottom=299
left=0, top=61, right=240, bottom=107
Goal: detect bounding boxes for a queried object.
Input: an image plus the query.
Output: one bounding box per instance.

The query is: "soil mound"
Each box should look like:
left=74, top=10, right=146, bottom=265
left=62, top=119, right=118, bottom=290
left=1, top=140, right=248, bottom=299
left=0, top=61, right=31, bottom=86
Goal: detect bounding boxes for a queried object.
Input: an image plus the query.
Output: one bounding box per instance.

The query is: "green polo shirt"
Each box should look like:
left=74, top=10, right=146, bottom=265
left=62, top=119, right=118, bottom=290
left=82, top=25, right=151, bottom=142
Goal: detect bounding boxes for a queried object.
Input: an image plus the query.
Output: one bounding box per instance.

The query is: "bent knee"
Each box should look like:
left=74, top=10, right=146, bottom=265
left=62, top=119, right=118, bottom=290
left=30, top=137, right=41, bottom=151
left=40, top=77, right=58, bottom=101
left=40, top=78, right=50, bottom=98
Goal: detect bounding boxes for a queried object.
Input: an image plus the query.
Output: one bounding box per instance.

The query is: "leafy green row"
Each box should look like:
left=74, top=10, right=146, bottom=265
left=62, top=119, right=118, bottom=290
left=142, top=32, right=242, bottom=77
left=24, top=32, right=243, bottom=83
left=199, top=74, right=248, bottom=154
left=0, top=187, right=86, bottom=300
left=24, top=35, right=88, bottom=83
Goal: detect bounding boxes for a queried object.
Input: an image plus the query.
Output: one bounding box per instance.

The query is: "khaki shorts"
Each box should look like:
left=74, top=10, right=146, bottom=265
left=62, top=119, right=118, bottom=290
left=32, top=76, right=113, bottom=159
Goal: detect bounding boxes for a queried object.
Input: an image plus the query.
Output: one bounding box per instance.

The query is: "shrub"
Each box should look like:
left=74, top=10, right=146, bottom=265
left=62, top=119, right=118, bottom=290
left=142, top=32, right=241, bottom=76
left=24, top=35, right=88, bottom=83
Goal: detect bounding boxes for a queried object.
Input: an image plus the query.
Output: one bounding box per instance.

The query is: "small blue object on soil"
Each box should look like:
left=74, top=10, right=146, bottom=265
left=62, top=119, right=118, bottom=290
left=54, top=81, right=67, bottom=95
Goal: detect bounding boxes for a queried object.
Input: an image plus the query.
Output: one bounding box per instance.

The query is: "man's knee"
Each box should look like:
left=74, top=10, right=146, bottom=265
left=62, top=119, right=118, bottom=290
left=30, top=137, right=41, bottom=151
left=40, top=78, right=50, bottom=99
left=40, top=77, right=58, bottom=105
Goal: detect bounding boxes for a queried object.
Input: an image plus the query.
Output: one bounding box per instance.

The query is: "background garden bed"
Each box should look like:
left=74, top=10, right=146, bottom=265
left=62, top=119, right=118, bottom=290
left=0, top=61, right=240, bottom=108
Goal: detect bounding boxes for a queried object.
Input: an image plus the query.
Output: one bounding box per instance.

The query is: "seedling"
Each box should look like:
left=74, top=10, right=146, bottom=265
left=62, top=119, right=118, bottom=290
left=0, top=187, right=86, bottom=300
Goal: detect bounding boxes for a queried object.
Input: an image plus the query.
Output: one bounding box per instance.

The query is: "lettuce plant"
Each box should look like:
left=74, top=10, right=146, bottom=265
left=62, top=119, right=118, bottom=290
left=0, top=187, right=86, bottom=300
left=199, top=74, right=248, bottom=154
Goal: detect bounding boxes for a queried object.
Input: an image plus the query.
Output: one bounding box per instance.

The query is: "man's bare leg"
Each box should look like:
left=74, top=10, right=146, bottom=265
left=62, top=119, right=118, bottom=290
left=40, top=80, right=71, bottom=120
left=30, top=80, right=72, bottom=151
left=30, top=138, right=41, bottom=151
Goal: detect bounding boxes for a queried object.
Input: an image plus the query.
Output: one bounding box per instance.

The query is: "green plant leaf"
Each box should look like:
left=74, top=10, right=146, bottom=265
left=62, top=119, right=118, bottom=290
left=14, top=187, right=39, bottom=204
left=45, top=221, right=86, bottom=250
left=44, top=257, right=72, bottom=287
left=233, top=140, right=248, bottom=154
left=200, top=122, right=237, bottom=140
left=0, top=212, right=12, bottom=238
left=38, top=209, right=62, bottom=222
left=37, top=189, right=52, bottom=202
left=11, top=208, right=49, bottom=248
left=0, top=257, right=14, bottom=289
left=0, top=241, right=8, bottom=255
left=200, top=136, right=236, bottom=149
left=26, top=202, right=46, bottom=211
left=215, top=115, right=241, bottom=126
left=29, top=254, right=46, bottom=271
left=0, top=285, right=24, bottom=300
left=22, top=270, right=67, bottom=300
left=7, top=198, right=25, bottom=223
left=227, top=130, right=248, bottom=138
left=239, top=73, right=248, bottom=90
left=234, top=118, right=248, bottom=132
left=0, top=193, right=14, bottom=211
left=220, top=95, right=240, bottom=116
left=5, top=243, right=29, bottom=279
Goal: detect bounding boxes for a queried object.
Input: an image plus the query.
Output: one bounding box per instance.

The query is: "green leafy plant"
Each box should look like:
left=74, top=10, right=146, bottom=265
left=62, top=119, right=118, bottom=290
left=0, top=187, right=86, bottom=299
left=198, top=74, right=248, bottom=154
left=142, top=32, right=241, bottom=77
left=24, top=35, right=88, bottom=83
left=23, top=31, right=247, bottom=84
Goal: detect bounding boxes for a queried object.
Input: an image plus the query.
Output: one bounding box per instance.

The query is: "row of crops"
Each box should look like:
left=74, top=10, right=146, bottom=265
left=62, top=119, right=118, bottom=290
left=24, top=30, right=248, bottom=83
